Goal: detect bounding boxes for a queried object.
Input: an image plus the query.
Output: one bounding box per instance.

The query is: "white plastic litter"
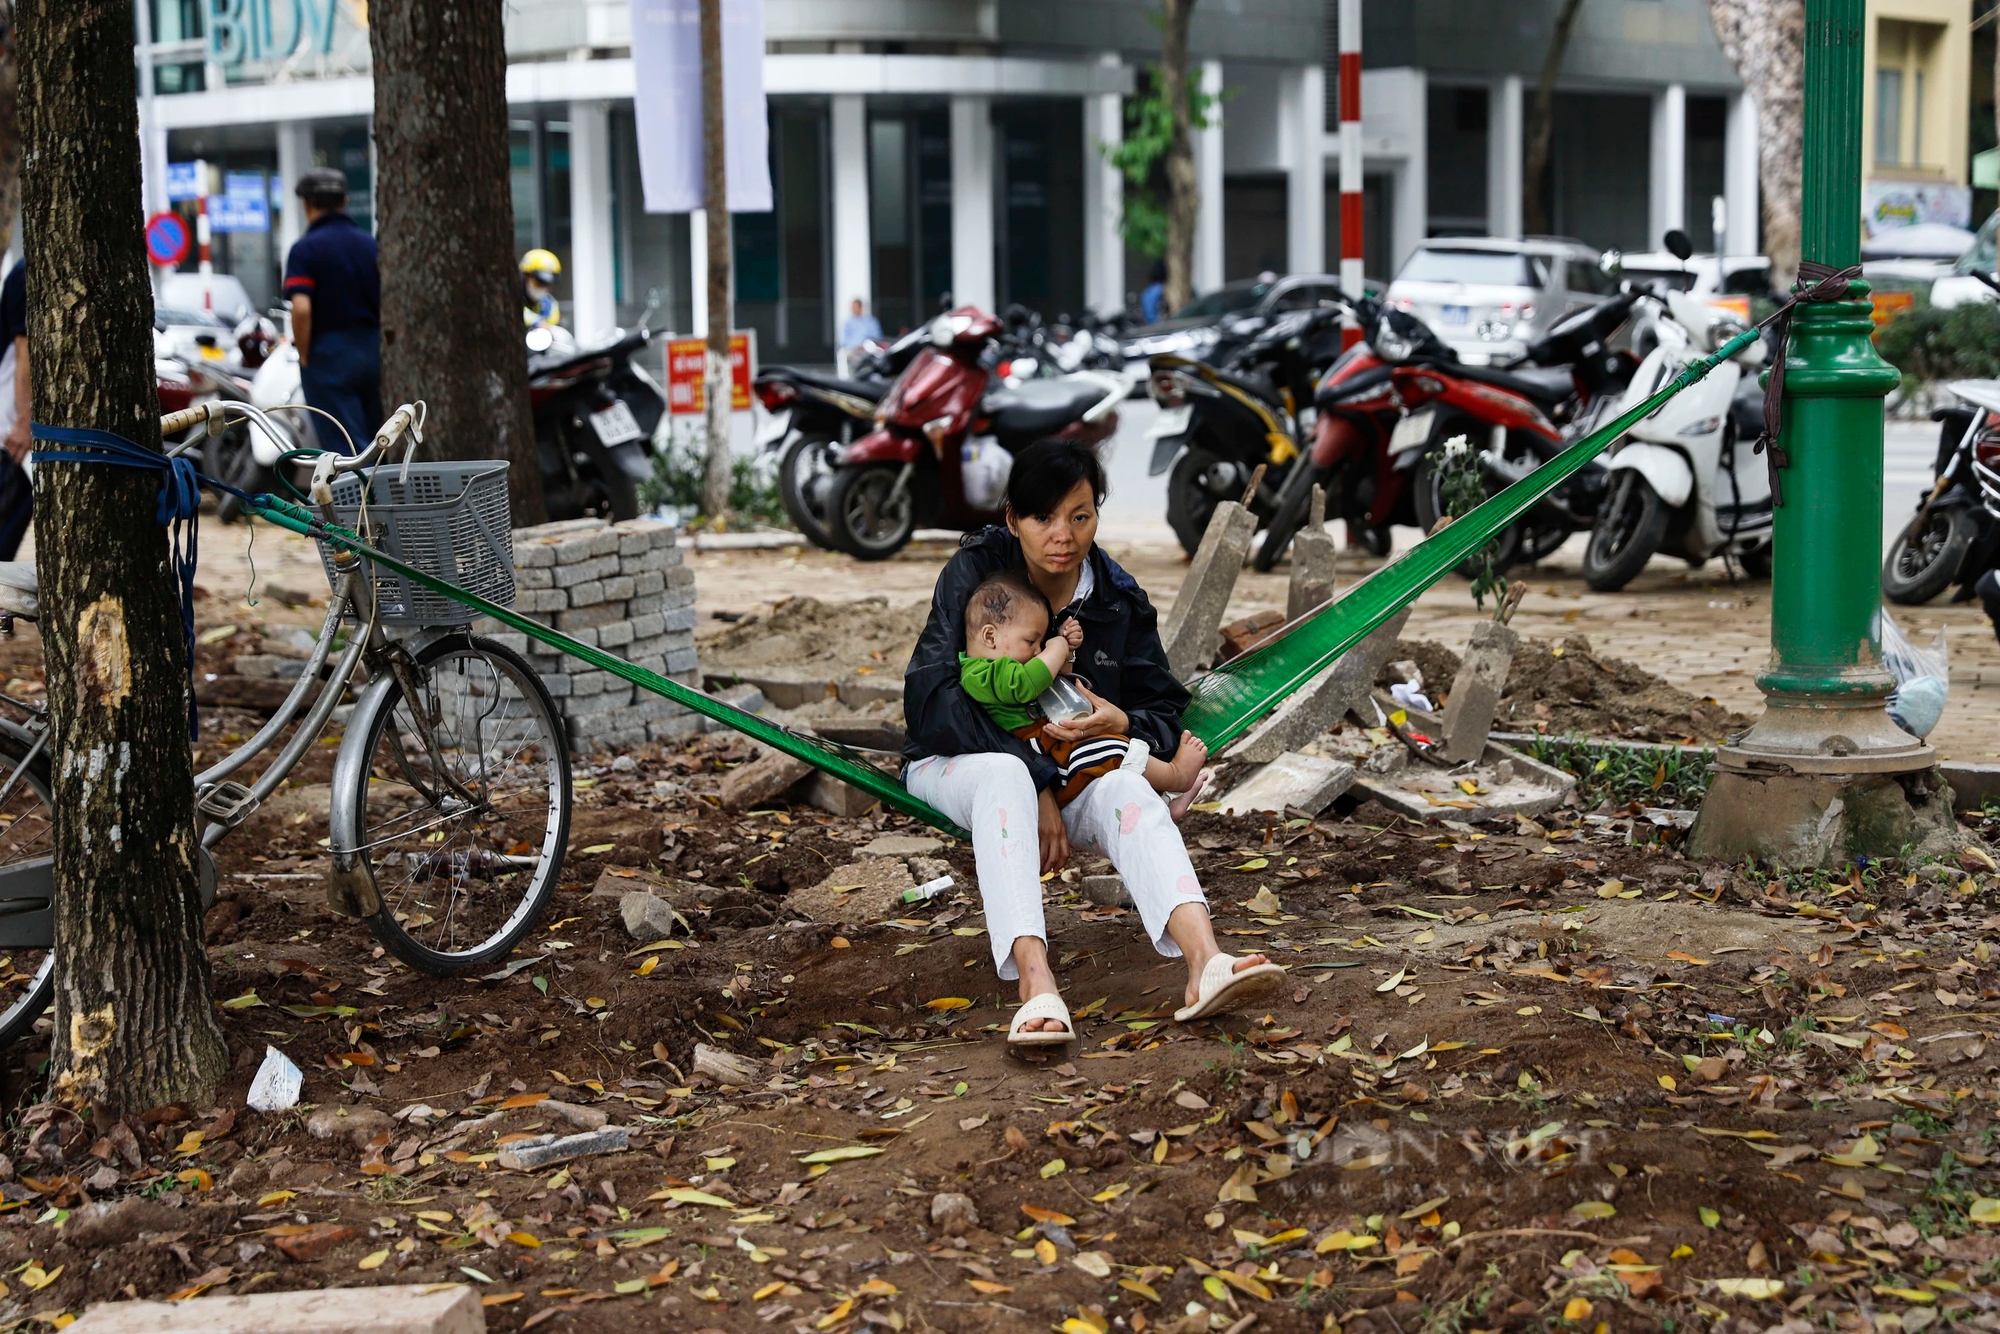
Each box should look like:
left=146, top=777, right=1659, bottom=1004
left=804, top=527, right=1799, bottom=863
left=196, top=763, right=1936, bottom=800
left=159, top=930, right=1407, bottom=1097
left=246, top=1045, right=303, bottom=1112
left=1389, top=681, right=1434, bottom=714
left=1879, top=609, right=1949, bottom=739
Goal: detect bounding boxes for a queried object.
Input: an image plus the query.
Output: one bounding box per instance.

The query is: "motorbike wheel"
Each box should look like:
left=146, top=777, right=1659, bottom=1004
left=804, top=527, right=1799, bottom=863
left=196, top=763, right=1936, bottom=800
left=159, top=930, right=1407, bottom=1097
left=1737, top=544, right=1773, bottom=580
left=829, top=463, right=916, bottom=561
left=1167, top=448, right=1229, bottom=558
left=1253, top=461, right=1321, bottom=572
left=1884, top=506, right=1976, bottom=605
left=1410, top=453, right=1522, bottom=578
left=1582, top=472, right=1670, bottom=592
left=578, top=436, right=641, bottom=521
left=778, top=433, right=842, bottom=550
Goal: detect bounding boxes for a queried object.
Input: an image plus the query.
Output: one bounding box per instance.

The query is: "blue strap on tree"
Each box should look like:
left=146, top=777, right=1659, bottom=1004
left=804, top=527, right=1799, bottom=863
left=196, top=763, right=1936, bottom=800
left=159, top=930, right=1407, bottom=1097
left=30, top=422, right=204, bottom=737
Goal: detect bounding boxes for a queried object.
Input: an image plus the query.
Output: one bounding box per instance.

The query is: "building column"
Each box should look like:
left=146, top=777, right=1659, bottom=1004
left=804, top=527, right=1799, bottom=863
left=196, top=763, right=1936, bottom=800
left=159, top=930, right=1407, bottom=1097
left=1082, top=58, right=1126, bottom=317
left=1489, top=74, right=1523, bottom=239
left=1194, top=59, right=1225, bottom=292
left=1390, top=68, right=1427, bottom=275
left=1286, top=63, right=1326, bottom=278
left=1650, top=82, right=1687, bottom=246
left=950, top=95, right=995, bottom=312
left=276, top=121, right=314, bottom=263
left=568, top=101, right=616, bottom=338
left=830, top=95, right=873, bottom=329
left=1724, top=91, right=1760, bottom=255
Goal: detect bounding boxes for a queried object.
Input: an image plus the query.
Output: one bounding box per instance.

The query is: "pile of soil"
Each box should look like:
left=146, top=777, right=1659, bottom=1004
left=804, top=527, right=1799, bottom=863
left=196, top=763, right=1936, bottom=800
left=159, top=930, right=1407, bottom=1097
left=699, top=596, right=929, bottom=676
left=1383, top=632, right=1751, bottom=744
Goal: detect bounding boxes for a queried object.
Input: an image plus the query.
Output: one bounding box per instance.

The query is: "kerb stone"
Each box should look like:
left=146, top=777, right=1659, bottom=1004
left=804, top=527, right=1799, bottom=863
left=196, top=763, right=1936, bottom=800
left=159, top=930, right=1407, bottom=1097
left=1439, top=620, right=1519, bottom=764
left=66, top=1284, right=484, bottom=1333
left=1160, top=501, right=1258, bottom=679
left=1216, top=753, right=1356, bottom=816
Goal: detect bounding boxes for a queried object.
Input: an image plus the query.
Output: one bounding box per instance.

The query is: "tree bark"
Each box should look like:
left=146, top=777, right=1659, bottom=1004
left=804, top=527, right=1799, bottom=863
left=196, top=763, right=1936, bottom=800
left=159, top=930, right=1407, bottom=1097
left=1522, top=0, right=1587, bottom=239
left=699, top=0, right=733, bottom=521
left=19, top=0, right=226, bottom=1113
left=369, top=0, right=547, bottom=529
left=1160, top=0, right=1199, bottom=314
left=1707, top=0, right=1804, bottom=288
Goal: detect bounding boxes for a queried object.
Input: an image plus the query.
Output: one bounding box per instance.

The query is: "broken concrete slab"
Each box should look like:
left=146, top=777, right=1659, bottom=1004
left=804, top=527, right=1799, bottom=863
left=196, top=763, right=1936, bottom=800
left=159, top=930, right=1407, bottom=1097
left=305, top=1106, right=395, bottom=1148
left=719, top=748, right=814, bottom=809
left=838, top=676, right=903, bottom=709
left=1160, top=500, right=1259, bottom=679
left=1224, top=608, right=1411, bottom=764
left=706, top=669, right=839, bottom=710
left=800, top=771, right=881, bottom=817
left=1287, top=485, right=1338, bottom=622
left=67, top=1284, right=484, bottom=1333
left=861, top=834, right=944, bottom=857
left=619, top=890, right=689, bottom=943
left=1439, top=620, right=1519, bottom=764
left=693, top=1043, right=762, bottom=1087
left=789, top=858, right=915, bottom=923
left=494, top=1125, right=630, bottom=1171
left=1217, top=753, right=1357, bottom=816
left=1348, top=739, right=1575, bottom=823
left=1081, top=874, right=1133, bottom=908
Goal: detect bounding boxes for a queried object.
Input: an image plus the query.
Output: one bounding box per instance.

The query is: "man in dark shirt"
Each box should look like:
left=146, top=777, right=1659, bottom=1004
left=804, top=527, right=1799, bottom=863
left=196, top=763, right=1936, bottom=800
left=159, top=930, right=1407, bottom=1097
left=0, top=261, right=31, bottom=560
left=283, top=167, right=381, bottom=454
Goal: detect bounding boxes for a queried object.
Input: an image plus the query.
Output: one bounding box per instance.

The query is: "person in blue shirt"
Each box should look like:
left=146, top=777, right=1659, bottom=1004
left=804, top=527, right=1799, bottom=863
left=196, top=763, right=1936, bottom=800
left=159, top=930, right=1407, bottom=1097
left=839, top=296, right=883, bottom=358
left=1140, top=260, right=1167, bottom=324
left=283, top=167, right=381, bottom=455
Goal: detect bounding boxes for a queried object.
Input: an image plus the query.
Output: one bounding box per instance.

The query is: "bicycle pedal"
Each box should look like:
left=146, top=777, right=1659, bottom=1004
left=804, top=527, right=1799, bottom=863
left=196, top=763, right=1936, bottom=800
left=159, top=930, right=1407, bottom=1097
left=197, top=781, right=261, bottom=827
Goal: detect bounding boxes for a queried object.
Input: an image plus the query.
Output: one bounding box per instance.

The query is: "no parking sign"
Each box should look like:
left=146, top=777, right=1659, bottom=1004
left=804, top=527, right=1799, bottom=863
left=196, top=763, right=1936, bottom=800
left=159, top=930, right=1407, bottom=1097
left=145, top=211, right=190, bottom=267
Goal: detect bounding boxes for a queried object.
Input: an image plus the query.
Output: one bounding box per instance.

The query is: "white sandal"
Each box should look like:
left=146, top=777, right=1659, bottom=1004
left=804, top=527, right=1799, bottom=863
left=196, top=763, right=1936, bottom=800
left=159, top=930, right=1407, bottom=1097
left=1007, top=992, right=1075, bottom=1049
left=1174, top=953, right=1287, bottom=1023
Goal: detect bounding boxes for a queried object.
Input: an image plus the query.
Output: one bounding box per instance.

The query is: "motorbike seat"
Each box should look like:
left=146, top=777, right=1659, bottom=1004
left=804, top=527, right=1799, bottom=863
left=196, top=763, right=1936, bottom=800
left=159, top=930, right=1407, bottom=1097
left=1454, top=363, right=1576, bottom=406
left=0, top=562, right=37, bottom=618
left=1207, top=366, right=1285, bottom=407
left=778, top=366, right=886, bottom=399
left=984, top=378, right=1109, bottom=437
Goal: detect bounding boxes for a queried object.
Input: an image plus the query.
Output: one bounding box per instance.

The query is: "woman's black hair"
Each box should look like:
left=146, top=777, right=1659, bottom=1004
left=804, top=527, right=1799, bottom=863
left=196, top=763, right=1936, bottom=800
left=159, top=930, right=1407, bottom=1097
left=1006, top=439, right=1107, bottom=522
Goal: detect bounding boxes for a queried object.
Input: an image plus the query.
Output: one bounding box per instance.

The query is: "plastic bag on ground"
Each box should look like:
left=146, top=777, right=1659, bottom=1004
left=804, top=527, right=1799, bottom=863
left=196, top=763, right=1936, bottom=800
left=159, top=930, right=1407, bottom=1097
left=1879, top=608, right=1948, bottom=739
left=247, top=1045, right=303, bottom=1112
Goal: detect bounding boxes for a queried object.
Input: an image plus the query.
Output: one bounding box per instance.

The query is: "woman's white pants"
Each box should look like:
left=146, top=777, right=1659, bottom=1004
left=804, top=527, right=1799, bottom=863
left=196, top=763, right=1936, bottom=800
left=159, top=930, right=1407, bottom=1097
left=904, top=751, right=1208, bottom=980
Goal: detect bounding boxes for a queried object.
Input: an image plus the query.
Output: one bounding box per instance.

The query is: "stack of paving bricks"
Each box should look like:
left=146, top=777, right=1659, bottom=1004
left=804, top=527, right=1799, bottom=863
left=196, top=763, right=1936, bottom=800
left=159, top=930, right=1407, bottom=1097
left=481, top=517, right=700, bottom=753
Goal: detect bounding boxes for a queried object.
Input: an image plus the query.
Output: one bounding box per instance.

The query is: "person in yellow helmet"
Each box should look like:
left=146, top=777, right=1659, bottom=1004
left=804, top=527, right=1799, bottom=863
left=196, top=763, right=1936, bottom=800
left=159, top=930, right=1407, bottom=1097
left=521, top=249, right=562, bottom=330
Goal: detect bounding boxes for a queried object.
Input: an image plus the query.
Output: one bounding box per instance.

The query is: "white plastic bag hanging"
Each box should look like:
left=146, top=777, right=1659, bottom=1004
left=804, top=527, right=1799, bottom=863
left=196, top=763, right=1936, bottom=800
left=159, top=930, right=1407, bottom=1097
left=1878, top=609, right=1949, bottom=739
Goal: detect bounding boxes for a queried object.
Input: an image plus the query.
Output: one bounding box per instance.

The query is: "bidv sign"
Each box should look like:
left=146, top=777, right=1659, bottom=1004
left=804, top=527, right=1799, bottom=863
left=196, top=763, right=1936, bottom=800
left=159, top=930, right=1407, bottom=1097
left=207, top=0, right=350, bottom=68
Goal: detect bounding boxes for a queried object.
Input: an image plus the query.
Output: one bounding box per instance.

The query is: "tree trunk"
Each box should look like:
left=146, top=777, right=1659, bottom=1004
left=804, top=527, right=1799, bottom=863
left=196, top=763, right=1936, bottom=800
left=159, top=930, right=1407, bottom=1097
left=369, top=0, right=547, bottom=529
left=19, top=0, right=226, bottom=1113
left=1522, top=0, right=1587, bottom=239
left=1160, top=0, right=1199, bottom=314
left=699, top=0, right=732, bottom=520
left=1707, top=0, right=1804, bottom=288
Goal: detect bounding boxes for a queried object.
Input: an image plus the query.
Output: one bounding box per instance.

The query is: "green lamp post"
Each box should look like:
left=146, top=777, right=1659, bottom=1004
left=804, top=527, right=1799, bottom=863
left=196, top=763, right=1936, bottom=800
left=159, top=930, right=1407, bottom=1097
left=1689, top=0, right=1958, bottom=865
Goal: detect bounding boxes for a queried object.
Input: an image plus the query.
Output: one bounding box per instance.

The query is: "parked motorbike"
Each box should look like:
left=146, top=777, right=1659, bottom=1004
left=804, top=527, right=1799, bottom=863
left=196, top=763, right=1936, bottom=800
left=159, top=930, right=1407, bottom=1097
left=1883, top=380, right=2000, bottom=604
left=528, top=317, right=668, bottom=522
left=825, top=306, right=1126, bottom=560
left=754, top=325, right=929, bottom=548
left=1581, top=285, right=1769, bottom=590
left=1145, top=303, right=1350, bottom=558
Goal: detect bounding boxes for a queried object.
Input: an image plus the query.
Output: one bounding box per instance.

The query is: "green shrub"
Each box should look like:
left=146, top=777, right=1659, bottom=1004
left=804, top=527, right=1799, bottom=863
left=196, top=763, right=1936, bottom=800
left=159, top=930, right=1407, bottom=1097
left=1876, top=300, right=2000, bottom=389
left=638, top=434, right=788, bottom=527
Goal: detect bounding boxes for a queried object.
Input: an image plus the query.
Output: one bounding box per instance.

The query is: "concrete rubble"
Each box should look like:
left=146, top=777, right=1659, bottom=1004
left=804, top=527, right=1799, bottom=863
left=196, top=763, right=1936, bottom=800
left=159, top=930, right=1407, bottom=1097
left=1439, top=620, right=1520, bottom=763
left=67, top=1283, right=484, bottom=1333
left=1224, top=609, right=1411, bottom=764
left=1217, top=752, right=1357, bottom=816
left=1160, top=499, right=1258, bottom=679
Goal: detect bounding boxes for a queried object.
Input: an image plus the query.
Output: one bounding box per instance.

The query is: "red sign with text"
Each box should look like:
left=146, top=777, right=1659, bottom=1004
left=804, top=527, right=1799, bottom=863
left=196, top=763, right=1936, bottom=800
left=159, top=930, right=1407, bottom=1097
left=666, top=333, right=754, bottom=414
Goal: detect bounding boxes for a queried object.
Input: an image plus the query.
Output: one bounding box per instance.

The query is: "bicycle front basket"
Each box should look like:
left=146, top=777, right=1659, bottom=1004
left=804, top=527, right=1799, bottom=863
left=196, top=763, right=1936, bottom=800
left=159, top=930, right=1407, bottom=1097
left=314, top=460, right=516, bottom=627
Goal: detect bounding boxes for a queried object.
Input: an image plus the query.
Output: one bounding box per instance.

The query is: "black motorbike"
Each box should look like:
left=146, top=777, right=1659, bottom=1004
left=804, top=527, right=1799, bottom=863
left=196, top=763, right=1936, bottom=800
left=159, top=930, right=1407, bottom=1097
left=1884, top=382, right=2000, bottom=604
left=1146, top=303, right=1350, bottom=558
left=528, top=322, right=668, bottom=522
left=753, top=326, right=928, bottom=549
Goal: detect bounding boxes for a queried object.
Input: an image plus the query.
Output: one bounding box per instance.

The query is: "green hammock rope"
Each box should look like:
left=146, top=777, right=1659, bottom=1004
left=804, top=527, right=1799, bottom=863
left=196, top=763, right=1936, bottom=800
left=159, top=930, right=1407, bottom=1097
left=249, top=325, right=1753, bottom=839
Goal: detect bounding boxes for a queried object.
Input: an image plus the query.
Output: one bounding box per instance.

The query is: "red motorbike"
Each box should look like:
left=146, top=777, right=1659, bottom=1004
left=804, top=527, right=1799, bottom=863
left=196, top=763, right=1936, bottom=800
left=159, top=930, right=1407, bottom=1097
left=1260, top=293, right=1636, bottom=570
left=826, top=306, right=1127, bottom=560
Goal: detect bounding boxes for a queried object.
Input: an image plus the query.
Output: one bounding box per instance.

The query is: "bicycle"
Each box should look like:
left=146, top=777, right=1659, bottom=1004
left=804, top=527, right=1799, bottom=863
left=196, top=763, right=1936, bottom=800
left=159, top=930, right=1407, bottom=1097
left=0, top=400, right=574, bottom=1047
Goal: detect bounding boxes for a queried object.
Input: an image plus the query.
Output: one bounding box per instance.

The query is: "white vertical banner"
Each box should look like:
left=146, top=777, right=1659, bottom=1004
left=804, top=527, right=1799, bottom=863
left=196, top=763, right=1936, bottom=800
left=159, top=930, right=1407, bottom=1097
left=630, top=0, right=772, bottom=214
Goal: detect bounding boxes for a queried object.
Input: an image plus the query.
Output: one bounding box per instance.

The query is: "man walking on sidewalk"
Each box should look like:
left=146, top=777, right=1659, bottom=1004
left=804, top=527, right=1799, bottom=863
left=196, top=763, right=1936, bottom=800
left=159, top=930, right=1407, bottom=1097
left=284, top=167, right=381, bottom=454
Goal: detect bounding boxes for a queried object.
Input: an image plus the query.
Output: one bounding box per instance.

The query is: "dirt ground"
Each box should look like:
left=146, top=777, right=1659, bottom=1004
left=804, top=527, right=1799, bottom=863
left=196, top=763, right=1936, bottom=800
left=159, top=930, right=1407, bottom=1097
left=3, top=523, right=2000, bottom=1332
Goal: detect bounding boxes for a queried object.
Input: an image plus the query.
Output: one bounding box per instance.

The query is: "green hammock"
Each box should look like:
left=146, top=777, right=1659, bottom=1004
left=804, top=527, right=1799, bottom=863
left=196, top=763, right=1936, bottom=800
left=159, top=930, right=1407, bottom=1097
left=249, top=326, right=1755, bottom=839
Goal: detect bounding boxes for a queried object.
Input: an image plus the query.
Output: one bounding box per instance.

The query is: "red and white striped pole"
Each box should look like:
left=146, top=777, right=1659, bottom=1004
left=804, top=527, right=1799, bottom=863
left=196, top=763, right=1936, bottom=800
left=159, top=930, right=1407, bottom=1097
left=195, top=158, right=213, bottom=311
left=1336, top=0, right=1364, bottom=348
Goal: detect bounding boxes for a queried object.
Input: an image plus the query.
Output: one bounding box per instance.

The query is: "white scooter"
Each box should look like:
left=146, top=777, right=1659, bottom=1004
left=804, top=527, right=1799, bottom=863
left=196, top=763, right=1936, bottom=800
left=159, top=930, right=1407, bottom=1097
left=1582, top=250, right=1770, bottom=591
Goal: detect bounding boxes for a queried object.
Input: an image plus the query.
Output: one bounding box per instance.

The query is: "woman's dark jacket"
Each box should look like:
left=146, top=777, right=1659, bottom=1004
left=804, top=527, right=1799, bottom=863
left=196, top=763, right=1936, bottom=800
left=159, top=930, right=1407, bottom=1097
left=902, top=527, right=1189, bottom=793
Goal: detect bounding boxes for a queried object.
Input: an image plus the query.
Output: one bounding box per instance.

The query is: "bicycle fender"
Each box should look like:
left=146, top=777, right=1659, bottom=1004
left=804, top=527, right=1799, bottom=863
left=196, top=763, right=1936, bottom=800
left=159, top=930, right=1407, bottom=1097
left=324, top=668, right=400, bottom=918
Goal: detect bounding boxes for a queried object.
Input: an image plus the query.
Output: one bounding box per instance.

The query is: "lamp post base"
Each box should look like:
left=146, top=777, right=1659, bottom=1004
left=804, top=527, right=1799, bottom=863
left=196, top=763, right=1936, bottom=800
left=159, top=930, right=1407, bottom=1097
left=1689, top=692, right=1958, bottom=865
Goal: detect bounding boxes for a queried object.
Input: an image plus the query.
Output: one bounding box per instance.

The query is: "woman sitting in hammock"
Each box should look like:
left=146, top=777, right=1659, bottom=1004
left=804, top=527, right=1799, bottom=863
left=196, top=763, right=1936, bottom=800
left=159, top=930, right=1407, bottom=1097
left=902, top=440, right=1286, bottom=1051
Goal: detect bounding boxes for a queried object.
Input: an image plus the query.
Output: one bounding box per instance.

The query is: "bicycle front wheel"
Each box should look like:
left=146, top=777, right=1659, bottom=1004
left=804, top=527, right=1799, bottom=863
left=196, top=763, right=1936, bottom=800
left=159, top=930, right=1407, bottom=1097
left=344, top=635, right=571, bottom=974
left=0, top=728, right=54, bottom=1048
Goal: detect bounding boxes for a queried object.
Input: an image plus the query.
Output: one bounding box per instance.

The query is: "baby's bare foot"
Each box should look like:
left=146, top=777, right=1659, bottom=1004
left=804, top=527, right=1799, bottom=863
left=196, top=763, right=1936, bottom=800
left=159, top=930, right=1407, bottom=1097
left=1165, top=731, right=1208, bottom=791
